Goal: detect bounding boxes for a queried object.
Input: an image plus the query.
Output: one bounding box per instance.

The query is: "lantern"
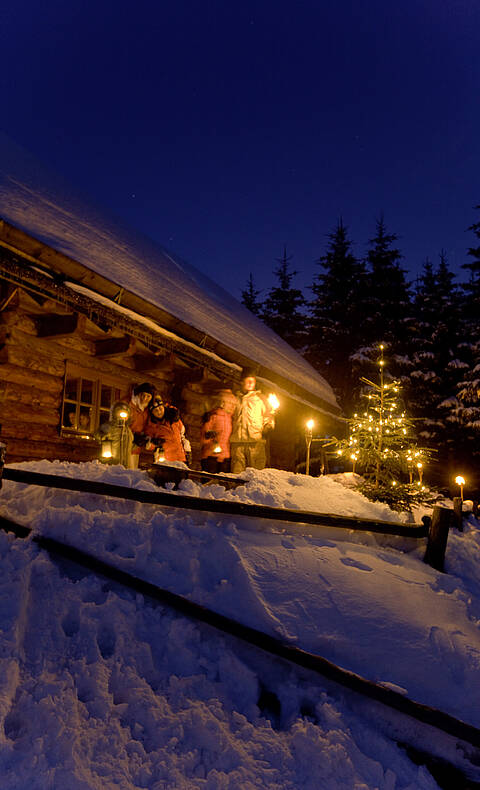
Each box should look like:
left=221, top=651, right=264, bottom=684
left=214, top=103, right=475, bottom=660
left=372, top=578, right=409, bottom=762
left=100, top=438, right=113, bottom=460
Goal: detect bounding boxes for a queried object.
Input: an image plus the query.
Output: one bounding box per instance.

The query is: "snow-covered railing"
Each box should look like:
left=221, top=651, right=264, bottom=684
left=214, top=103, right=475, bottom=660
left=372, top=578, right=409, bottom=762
left=1, top=466, right=429, bottom=539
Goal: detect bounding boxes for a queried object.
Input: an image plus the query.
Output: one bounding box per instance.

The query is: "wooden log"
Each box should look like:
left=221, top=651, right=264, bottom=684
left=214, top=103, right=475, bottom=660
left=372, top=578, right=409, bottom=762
left=0, top=420, right=60, bottom=443
left=424, top=506, right=451, bottom=572
left=3, top=331, right=134, bottom=378
left=0, top=380, right=60, bottom=410
left=95, top=336, right=136, bottom=358
left=34, top=312, right=79, bottom=338
left=1, top=339, right=66, bottom=377
left=134, top=351, right=176, bottom=372
left=0, top=310, right=37, bottom=333
left=0, top=403, right=59, bottom=428
left=452, top=497, right=463, bottom=532
left=2, top=437, right=99, bottom=464
left=0, top=363, right=62, bottom=393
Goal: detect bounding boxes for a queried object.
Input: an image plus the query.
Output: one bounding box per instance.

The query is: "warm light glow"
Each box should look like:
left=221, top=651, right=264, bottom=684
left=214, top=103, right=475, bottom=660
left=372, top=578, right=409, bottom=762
left=213, top=444, right=222, bottom=454
left=416, top=462, right=423, bottom=469
left=306, top=419, right=314, bottom=431
left=118, top=410, right=129, bottom=420
left=455, top=476, right=465, bottom=486
left=268, top=393, right=280, bottom=412
left=101, top=439, right=113, bottom=460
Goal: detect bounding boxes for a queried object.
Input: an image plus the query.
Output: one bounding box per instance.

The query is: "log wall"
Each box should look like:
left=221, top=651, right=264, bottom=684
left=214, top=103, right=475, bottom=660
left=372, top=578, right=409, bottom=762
left=0, top=285, right=338, bottom=472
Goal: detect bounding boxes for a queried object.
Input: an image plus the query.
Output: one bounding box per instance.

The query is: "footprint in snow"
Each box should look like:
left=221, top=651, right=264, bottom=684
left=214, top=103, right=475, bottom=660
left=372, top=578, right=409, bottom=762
left=340, top=557, right=373, bottom=572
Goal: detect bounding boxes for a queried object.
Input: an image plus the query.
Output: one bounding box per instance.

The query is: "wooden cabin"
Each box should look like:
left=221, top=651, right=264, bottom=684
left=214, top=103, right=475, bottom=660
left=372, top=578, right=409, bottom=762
left=0, top=134, right=343, bottom=469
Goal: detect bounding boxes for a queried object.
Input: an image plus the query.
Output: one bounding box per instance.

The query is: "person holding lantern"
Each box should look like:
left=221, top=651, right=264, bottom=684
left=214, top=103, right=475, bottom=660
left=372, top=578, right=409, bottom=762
left=230, top=370, right=276, bottom=473
left=97, top=401, right=133, bottom=467
left=200, top=390, right=235, bottom=473
left=145, top=396, right=192, bottom=465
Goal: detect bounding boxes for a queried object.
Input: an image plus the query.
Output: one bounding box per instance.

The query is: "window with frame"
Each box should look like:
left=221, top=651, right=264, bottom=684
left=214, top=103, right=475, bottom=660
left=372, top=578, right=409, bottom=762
left=61, top=363, right=124, bottom=438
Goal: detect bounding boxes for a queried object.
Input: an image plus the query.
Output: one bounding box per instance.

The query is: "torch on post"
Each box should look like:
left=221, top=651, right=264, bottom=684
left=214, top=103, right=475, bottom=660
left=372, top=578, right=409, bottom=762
left=453, top=475, right=466, bottom=532
left=305, top=419, right=314, bottom=476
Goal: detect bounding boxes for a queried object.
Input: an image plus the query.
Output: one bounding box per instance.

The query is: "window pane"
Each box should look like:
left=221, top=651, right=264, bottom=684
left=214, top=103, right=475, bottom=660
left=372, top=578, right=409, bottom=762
left=99, top=407, right=110, bottom=426
left=100, top=384, right=112, bottom=409
left=65, top=376, right=79, bottom=402
left=63, top=403, right=77, bottom=429
left=81, top=379, right=94, bottom=404
left=79, top=407, right=92, bottom=432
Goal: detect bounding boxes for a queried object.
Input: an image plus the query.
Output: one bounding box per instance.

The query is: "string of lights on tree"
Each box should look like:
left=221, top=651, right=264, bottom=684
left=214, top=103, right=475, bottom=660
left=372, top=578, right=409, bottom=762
left=335, top=344, right=436, bottom=509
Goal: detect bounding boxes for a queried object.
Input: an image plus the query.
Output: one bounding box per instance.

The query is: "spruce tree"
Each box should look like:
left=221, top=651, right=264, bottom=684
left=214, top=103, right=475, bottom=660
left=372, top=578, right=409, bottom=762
left=362, top=217, right=412, bottom=348
left=307, top=219, right=368, bottom=411
left=407, top=252, right=463, bottom=485
left=432, top=210, right=480, bottom=494
left=241, top=272, right=263, bottom=316
left=349, top=217, right=413, bottom=406
left=260, top=247, right=307, bottom=349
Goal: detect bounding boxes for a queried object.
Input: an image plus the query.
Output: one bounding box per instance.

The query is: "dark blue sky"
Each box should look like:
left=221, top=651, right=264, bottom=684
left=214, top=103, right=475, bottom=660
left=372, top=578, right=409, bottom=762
left=1, top=0, right=479, bottom=300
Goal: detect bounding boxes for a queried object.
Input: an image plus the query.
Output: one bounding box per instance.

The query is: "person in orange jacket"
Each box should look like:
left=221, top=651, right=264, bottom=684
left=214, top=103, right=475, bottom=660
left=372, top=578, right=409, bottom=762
left=145, top=396, right=191, bottom=464
left=126, top=382, right=155, bottom=468
left=200, top=390, right=234, bottom=473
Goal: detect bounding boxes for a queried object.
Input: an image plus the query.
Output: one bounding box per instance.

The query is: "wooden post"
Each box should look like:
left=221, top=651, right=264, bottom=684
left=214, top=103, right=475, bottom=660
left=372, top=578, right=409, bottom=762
left=0, top=441, right=6, bottom=489
left=452, top=497, right=464, bottom=532
left=424, top=506, right=451, bottom=572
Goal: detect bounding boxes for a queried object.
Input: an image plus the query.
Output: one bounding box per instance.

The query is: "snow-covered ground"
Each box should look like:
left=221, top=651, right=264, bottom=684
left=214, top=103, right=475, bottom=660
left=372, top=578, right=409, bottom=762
left=1, top=460, right=479, bottom=789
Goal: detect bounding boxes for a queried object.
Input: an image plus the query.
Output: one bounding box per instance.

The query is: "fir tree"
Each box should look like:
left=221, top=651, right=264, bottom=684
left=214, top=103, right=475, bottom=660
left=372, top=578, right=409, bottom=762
left=335, top=345, right=435, bottom=509
left=241, top=272, right=263, bottom=316
left=362, top=216, right=412, bottom=349
left=260, top=247, right=307, bottom=349
left=404, top=252, right=465, bottom=487
left=349, top=217, right=413, bottom=410
left=307, top=219, right=368, bottom=411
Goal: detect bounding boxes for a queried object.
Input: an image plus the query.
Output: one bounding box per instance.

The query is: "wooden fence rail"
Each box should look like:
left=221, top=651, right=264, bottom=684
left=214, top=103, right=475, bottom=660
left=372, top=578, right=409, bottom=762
left=1, top=466, right=429, bottom=538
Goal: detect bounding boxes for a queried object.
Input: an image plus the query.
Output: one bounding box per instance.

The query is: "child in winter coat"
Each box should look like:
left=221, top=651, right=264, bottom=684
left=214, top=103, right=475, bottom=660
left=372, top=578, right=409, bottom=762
left=200, top=390, right=234, bottom=473
left=145, top=396, right=191, bottom=465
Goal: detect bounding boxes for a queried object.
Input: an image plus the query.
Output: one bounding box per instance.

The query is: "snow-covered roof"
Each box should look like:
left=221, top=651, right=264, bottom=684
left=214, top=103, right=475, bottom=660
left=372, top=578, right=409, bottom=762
left=0, top=133, right=339, bottom=412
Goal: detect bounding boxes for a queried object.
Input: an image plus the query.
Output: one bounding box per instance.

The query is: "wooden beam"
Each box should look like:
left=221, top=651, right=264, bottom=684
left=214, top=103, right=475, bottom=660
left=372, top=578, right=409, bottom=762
left=95, top=336, right=136, bottom=358
left=34, top=312, right=78, bottom=337
left=134, top=351, right=177, bottom=373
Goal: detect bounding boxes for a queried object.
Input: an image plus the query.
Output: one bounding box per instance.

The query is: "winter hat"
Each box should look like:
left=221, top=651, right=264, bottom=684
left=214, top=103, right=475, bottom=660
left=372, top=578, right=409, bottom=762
left=133, top=382, right=155, bottom=397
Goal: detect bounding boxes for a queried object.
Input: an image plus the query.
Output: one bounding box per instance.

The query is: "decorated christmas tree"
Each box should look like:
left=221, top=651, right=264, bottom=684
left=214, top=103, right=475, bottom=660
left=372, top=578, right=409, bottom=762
left=336, top=345, right=436, bottom=509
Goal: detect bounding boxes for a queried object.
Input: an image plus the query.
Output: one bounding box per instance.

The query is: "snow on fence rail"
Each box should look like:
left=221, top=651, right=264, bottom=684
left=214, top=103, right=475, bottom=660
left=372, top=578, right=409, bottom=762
left=1, top=466, right=427, bottom=535
left=0, top=465, right=459, bottom=569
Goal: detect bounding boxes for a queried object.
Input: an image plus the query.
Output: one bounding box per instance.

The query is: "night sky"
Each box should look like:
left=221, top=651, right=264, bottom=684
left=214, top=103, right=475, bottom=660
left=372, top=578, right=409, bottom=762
left=1, top=0, right=479, bottom=300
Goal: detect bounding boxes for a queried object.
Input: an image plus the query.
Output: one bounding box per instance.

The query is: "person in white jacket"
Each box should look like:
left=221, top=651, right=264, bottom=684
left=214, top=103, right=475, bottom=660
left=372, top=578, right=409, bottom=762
left=230, top=370, right=275, bottom=473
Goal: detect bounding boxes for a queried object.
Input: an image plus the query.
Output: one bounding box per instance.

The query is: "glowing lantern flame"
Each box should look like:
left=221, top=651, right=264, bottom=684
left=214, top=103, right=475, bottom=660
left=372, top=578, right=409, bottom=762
left=268, top=393, right=280, bottom=412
